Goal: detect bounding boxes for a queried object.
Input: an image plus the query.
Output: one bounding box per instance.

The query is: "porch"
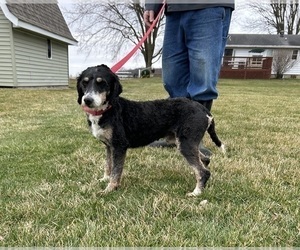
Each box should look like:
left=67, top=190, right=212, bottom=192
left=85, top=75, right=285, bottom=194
left=220, top=56, right=273, bottom=79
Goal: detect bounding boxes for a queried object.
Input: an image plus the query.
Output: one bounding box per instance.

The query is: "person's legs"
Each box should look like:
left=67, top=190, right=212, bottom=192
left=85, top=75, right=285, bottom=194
left=183, top=7, right=232, bottom=102
left=162, top=7, right=232, bottom=102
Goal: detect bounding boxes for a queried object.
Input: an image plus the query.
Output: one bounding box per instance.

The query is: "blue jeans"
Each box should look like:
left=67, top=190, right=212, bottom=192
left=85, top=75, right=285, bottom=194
left=162, top=7, right=232, bottom=101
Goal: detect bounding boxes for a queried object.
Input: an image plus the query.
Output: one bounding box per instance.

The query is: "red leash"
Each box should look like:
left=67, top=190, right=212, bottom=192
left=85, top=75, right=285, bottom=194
left=110, top=3, right=166, bottom=73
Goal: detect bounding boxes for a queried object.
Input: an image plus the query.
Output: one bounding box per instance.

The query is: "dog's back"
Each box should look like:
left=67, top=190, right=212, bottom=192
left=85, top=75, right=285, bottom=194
left=115, top=97, right=221, bottom=149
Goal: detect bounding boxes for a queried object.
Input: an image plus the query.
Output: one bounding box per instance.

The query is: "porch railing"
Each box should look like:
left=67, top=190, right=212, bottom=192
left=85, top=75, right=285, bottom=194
left=220, top=56, right=273, bottom=79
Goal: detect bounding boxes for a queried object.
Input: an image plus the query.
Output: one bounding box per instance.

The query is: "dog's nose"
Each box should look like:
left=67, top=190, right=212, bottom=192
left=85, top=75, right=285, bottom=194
left=84, top=97, right=94, bottom=107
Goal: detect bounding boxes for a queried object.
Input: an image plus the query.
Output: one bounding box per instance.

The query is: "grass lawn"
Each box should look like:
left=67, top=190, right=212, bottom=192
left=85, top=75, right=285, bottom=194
left=0, top=77, right=299, bottom=246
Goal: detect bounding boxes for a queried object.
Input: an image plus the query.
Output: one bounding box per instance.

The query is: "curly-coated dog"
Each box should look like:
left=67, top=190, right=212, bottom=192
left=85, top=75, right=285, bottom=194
left=77, top=64, right=225, bottom=196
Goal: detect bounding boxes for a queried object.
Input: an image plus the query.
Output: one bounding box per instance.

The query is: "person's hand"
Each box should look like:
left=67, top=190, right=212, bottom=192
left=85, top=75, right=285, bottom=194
left=143, top=10, right=155, bottom=27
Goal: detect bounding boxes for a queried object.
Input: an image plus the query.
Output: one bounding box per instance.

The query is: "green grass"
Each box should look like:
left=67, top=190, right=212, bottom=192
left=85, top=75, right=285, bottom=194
left=0, top=78, right=299, bottom=246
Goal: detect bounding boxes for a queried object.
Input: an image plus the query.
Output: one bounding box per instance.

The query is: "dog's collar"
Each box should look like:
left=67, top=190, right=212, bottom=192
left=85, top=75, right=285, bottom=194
left=82, top=105, right=112, bottom=116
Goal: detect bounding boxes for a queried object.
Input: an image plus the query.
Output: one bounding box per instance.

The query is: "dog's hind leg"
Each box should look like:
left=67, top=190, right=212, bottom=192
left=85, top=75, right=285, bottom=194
left=207, top=116, right=226, bottom=154
left=102, top=147, right=127, bottom=194
left=100, top=145, right=112, bottom=182
left=179, top=139, right=211, bottom=197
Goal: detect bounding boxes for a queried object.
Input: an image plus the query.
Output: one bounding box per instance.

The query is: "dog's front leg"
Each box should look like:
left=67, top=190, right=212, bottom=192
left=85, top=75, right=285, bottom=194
left=102, top=147, right=127, bottom=194
left=100, top=145, right=112, bottom=182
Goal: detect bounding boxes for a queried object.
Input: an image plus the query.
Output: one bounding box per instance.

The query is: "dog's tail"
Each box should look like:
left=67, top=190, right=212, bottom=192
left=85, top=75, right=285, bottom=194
left=207, top=116, right=226, bottom=154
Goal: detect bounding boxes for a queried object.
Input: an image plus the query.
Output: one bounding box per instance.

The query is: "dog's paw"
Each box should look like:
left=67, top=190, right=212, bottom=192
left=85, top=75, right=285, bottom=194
left=99, top=175, right=110, bottom=182
left=97, top=188, right=113, bottom=196
left=186, top=192, right=201, bottom=197
left=97, top=182, right=119, bottom=196
left=97, top=190, right=109, bottom=196
left=186, top=187, right=202, bottom=197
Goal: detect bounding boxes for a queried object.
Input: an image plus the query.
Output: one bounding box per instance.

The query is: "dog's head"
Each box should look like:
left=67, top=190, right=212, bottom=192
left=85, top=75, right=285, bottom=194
left=77, top=64, right=122, bottom=109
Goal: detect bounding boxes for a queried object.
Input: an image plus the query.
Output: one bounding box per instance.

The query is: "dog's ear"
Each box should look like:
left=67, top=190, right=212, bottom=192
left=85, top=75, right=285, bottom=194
left=76, top=72, right=84, bottom=105
left=112, top=76, right=123, bottom=97
left=108, top=73, right=123, bottom=100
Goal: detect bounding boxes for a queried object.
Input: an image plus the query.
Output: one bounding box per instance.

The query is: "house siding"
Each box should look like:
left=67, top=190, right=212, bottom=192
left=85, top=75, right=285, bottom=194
left=233, top=49, right=251, bottom=57
left=0, top=9, right=15, bottom=87
left=13, top=29, right=69, bottom=87
left=232, top=48, right=273, bottom=57
left=286, top=63, right=300, bottom=75
left=270, top=48, right=300, bottom=76
left=283, top=49, right=300, bottom=75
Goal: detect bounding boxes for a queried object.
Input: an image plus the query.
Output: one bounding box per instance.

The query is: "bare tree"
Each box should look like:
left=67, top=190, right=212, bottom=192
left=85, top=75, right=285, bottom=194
left=242, top=0, right=300, bottom=34
left=64, top=2, right=164, bottom=68
left=272, top=49, right=298, bottom=78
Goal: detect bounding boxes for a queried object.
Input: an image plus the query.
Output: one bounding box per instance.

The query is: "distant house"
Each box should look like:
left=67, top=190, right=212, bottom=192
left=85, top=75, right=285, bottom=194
left=221, top=34, right=300, bottom=79
left=0, top=2, right=77, bottom=87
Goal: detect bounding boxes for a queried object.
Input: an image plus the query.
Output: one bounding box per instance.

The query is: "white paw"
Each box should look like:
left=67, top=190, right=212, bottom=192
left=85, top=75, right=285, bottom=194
left=97, top=186, right=114, bottom=196
left=186, top=187, right=202, bottom=197
left=220, top=144, right=226, bottom=154
left=100, top=175, right=110, bottom=182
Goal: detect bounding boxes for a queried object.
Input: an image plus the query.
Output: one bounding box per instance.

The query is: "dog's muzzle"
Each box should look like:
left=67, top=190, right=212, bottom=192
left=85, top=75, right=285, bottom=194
left=83, top=96, right=94, bottom=108
left=82, top=92, right=107, bottom=109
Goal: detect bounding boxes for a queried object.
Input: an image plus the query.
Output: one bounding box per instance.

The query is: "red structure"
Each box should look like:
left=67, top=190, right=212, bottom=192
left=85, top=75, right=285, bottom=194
left=220, top=56, right=273, bottom=79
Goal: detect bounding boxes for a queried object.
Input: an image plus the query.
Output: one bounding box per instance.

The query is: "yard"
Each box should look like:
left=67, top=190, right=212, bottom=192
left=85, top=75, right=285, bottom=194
left=0, top=78, right=299, bottom=246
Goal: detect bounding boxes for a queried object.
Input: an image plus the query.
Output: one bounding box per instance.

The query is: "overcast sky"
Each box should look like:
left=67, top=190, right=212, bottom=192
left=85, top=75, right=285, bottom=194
left=59, top=0, right=248, bottom=76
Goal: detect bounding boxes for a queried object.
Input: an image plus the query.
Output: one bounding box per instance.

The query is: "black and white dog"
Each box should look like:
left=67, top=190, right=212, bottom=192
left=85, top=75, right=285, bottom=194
left=77, top=64, right=225, bottom=196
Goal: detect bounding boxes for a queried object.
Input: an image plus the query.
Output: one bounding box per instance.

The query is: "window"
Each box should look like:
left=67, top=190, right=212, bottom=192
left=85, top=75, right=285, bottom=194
left=250, top=55, right=263, bottom=68
left=47, top=39, right=52, bottom=59
left=224, top=49, right=233, bottom=57
left=292, top=50, right=298, bottom=60
left=223, top=49, right=234, bottom=67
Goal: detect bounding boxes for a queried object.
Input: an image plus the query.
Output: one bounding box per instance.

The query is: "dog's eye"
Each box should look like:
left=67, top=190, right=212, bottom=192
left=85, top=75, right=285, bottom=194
left=82, top=77, right=89, bottom=86
left=96, top=77, right=102, bottom=83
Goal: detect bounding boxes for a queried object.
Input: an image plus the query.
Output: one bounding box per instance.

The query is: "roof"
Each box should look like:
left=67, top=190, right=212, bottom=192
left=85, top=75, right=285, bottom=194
left=1, top=2, right=77, bottom=45
left=227, top=34, right=300, bottom=49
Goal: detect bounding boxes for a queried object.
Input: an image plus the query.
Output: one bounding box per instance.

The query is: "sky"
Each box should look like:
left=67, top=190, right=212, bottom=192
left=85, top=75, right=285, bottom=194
left=58, top=0, right=248, bottom=76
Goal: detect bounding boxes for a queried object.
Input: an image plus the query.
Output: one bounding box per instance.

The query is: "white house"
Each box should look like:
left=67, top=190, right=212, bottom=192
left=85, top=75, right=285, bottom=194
left=0, top=2, right=77, bottom=87
left=224, top=34, right=300, bottom=78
